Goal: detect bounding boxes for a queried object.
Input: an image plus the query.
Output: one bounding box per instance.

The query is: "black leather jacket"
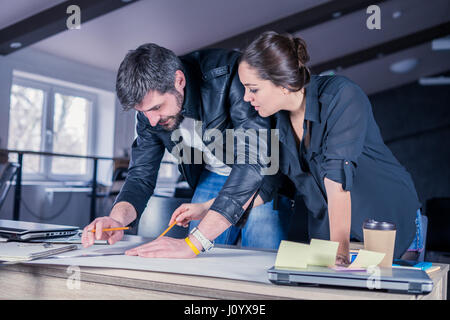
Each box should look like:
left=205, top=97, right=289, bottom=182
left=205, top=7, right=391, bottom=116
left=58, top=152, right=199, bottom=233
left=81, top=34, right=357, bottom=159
left=114, top=49, right=277, bottom=226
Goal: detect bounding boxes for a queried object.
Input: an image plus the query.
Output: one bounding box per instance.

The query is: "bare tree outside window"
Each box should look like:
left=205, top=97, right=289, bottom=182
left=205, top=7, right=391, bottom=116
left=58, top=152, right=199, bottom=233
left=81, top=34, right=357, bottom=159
left=8, top=84, right=44, bottom=173
left=52, top=93, right=90, bottom=175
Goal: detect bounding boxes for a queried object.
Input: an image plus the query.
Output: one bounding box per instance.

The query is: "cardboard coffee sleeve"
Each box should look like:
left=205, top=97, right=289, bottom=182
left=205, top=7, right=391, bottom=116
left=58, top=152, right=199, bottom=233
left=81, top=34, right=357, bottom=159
left=363, top=219, right=396, bottom=268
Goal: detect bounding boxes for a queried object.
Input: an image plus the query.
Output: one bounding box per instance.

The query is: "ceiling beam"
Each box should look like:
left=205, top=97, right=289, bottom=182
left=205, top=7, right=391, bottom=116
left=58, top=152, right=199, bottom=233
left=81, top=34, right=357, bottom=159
left=311, top=21, right=450, bottom=74
left=204, top=0, right=387, bottom=50
left=0, top=0, right=141, bottom=55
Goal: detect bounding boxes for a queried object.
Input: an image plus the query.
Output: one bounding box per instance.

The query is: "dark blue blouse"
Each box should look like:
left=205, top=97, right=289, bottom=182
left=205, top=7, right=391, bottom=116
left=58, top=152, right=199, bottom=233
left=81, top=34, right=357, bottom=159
left=275, top=75, right=421, bottom=258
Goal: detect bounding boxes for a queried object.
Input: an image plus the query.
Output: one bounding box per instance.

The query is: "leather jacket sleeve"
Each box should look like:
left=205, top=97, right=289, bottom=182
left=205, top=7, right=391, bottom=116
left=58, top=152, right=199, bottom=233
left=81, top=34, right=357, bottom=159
left=208, top=65, right=278, bottom=225
left=113, top=112, right=165, bottom=221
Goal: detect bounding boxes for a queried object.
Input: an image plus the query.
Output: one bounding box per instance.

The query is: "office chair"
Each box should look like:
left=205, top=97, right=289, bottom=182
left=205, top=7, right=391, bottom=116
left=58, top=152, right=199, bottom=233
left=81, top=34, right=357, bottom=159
left=0, top=163, right=20, bottom=213
left=425, top=198, right=450, bottom=254
left=138, top=195, right=192, bottom=239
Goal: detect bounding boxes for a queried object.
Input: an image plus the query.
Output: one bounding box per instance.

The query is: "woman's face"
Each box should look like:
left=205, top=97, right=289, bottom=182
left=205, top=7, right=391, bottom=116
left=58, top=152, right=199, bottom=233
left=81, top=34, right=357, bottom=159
left=238, top=61, right=287, bottom=118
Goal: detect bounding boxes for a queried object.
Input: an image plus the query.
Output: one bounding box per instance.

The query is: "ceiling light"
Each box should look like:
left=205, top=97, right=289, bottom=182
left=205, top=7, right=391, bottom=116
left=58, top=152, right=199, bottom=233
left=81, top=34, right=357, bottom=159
left=319, top=70, right=336, bottom=76
left=392, top=10, right=402, bottom=19
left=432, top=36, right=450, bottom=51
left=332, top=12, right=342, bottom=18
left=10, top=42, right=22, bottom=49
left=389, top=58, right=419, bottom=74
left=419, top=76, right=450, bottom=86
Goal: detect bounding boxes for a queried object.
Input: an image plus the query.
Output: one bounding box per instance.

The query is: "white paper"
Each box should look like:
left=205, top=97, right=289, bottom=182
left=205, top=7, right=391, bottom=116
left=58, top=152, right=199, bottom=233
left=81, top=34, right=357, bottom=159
left=23, top=237, right=277, bottom=284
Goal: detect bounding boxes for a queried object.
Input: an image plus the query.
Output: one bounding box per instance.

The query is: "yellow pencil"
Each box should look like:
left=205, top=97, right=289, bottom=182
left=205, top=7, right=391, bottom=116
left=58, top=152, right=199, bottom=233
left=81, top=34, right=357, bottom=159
left=90, top=227, right=130, bottom=233
left=157, top=220, right=178, bottom=238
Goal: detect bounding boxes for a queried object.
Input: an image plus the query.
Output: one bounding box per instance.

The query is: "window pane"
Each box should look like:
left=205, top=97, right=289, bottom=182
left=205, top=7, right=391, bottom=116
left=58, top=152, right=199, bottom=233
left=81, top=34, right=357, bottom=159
left=52, top=93, right=90, bottom=175
left=7, top=84, right=44, bottom=173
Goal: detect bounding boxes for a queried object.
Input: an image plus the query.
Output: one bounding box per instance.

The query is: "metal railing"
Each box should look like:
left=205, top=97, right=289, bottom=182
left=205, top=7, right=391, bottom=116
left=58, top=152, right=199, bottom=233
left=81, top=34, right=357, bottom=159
left=0, top=148, right=125, bottom=222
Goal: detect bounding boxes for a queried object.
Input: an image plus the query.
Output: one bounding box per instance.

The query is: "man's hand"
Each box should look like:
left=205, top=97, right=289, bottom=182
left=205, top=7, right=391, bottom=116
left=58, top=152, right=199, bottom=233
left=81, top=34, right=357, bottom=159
left=125, top=236, right=198, bottom=259
left=81, top=216, right=125, bottom=247
left=81, top=201, right=137, bottom=248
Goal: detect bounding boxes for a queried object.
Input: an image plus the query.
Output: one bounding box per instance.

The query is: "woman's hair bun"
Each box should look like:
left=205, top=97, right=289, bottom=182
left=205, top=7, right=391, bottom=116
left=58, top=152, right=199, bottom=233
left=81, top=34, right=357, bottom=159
left=292, top=37, right=310, bottom=66
left=240, top=31, right=311, bottom=92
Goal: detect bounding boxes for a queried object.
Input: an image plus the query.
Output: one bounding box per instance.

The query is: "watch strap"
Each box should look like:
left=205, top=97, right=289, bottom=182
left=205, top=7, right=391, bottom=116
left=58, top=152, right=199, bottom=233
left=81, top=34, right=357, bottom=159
left=190, top=227, right=214, bottom=252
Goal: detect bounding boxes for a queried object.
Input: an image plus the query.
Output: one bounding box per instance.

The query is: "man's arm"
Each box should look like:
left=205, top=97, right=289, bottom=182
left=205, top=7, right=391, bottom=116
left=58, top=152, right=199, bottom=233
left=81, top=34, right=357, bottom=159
left=113, top=112, right=165, bottom=222
left=82, top=112, right=165, bottom=248
left=110, top=201, right=138, bottom=226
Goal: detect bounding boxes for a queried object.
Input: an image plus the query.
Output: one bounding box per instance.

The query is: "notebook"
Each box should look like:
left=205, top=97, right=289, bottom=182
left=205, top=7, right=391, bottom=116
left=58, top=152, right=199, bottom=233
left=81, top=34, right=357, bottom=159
left=0, top=242, right=78, bottom=262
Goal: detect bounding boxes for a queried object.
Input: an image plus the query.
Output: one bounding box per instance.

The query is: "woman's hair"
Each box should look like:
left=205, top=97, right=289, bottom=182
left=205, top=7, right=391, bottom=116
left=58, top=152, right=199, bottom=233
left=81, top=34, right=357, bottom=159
left=240, top=31, right=311, bottom=92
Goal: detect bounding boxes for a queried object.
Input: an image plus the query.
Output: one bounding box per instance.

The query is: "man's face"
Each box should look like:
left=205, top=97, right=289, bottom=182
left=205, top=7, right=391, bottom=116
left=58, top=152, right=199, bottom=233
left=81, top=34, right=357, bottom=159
left=134, top=71, right=185, bottom=131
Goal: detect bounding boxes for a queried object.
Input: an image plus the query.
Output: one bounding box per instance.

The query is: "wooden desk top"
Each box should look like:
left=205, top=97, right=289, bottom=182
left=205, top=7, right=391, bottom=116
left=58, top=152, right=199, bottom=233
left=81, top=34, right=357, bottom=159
left=1, top=261, right=447, bottom=300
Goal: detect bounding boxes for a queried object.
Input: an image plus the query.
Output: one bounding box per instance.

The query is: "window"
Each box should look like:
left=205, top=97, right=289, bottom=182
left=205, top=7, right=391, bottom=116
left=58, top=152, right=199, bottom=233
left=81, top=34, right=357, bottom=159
left=8, top=73, right=96, bottom=180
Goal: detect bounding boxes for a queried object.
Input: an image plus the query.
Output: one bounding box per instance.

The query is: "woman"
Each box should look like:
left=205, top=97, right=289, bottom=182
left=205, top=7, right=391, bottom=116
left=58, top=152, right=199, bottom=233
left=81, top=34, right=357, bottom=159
left=170, top=31, right=423, bottom=265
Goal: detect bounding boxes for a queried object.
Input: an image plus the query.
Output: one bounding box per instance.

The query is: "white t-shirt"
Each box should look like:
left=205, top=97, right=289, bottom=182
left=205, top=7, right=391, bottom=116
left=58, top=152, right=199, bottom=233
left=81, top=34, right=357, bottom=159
left=178, top=117, right=231, bottom=176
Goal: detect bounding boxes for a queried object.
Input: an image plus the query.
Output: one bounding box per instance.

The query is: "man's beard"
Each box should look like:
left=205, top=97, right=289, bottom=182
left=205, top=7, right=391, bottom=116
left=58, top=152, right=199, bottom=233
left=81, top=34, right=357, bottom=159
left=160, top=90, right=184, bottom=131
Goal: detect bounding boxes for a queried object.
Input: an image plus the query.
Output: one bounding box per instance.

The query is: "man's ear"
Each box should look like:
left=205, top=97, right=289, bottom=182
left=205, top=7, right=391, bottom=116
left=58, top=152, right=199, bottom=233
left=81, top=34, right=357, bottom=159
left=174, top=70, right=186, bottom=91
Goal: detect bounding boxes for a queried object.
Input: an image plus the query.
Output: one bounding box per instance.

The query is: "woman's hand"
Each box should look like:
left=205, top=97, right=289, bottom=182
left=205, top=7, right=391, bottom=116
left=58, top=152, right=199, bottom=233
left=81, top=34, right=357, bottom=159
left=335, top=253, right=351, bottom=267
left=169, top=201, right=212, bottom=227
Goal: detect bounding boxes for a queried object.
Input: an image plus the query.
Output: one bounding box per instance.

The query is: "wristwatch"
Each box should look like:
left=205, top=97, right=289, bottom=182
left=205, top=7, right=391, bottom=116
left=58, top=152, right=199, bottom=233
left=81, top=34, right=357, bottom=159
left=189, top=227, right=214, bottom=252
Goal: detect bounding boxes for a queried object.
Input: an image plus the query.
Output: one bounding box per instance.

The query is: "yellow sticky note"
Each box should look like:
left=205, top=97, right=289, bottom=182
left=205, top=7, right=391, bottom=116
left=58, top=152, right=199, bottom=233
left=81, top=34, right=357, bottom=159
left=275, top=240, right=309, bottom=270
left=307, top=239, right=339, bottom=267
left=348, top=249, right=385, bottom=269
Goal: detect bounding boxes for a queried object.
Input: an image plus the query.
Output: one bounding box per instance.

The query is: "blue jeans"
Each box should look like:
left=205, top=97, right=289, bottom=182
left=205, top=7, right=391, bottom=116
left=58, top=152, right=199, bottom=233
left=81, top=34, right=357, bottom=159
left=188, top=169, right=292, bottom=250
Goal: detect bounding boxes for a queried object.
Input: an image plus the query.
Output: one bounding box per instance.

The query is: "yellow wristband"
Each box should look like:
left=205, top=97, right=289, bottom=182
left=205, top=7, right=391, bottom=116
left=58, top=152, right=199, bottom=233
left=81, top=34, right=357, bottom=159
left=184, top=237, right=200, bottom=255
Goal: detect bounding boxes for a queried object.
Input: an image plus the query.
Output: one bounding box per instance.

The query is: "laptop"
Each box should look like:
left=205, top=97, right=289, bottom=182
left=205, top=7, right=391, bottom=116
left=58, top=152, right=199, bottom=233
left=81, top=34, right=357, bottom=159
left=267, top=265, right=434, bottom=294
left=0, top=219, right=79, bottom=241
left=29, top=230, right=108, bottom=245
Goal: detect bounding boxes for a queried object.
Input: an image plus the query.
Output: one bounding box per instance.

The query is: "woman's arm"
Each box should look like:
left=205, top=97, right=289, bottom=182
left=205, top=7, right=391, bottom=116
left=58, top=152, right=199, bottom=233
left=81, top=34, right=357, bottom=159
left=169, top=194, right=265, bottom=227
left=324, top=177, right=351, bottom=265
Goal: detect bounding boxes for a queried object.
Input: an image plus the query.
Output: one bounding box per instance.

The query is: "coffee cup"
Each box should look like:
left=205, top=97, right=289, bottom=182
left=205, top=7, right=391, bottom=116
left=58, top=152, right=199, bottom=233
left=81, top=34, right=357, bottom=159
left=363, top=219, right=396, bottom=268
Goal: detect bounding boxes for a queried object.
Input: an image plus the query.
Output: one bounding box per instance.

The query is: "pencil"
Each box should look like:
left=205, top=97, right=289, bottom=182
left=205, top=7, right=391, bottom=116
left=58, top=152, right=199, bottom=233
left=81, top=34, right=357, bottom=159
left=90, top=227, right=130, bottom=233
left=157, top=220, right=177, bottom=238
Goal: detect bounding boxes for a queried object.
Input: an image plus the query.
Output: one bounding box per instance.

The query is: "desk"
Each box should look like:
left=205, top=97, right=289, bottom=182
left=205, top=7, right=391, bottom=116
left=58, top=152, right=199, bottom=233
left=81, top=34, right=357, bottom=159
left=0, top=262, right=448, bottom=300
left=0, top=237, right=448, bottom=300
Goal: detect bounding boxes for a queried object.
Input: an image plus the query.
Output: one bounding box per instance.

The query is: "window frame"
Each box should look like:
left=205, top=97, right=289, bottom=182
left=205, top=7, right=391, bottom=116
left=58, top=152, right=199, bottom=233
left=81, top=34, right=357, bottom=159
left=9, top=75, right=98, bottom=182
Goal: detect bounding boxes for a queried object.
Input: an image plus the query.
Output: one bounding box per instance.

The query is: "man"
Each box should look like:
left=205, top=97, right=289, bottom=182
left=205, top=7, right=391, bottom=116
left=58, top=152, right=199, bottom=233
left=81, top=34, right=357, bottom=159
left=81, top=43, right=291, bottom=257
